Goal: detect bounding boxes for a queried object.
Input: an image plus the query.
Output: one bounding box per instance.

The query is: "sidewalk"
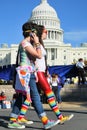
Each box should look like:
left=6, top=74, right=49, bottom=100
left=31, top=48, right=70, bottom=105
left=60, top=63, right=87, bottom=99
left=0, top=101, right=87, bottom=111
left=42, top=101, right=87, bottom=110
left=0, top=103, right=87, bottom=130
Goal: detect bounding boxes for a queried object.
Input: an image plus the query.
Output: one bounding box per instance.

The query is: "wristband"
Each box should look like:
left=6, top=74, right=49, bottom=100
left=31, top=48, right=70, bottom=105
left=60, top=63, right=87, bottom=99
left=34, top=42, right=40, bottom=47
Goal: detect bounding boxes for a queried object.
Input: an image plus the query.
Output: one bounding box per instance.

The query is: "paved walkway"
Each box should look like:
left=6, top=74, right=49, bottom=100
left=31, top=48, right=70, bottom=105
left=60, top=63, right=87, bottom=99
left=0, top=103, right=87, bottom=130
left=42, top=101, right=87, bottom=110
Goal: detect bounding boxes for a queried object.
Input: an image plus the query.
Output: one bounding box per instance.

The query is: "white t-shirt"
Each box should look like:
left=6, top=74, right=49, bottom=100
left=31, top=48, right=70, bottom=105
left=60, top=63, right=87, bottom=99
left=76, top=61, right=85, bottom=69
left=51, top=80, right=58, bottom=87
left=35, top=45, right=46, bottom=72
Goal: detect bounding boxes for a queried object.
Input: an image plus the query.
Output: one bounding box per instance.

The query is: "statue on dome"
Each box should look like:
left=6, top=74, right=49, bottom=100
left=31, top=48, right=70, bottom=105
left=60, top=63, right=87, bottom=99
left=41, top=0, right=47, bottom=3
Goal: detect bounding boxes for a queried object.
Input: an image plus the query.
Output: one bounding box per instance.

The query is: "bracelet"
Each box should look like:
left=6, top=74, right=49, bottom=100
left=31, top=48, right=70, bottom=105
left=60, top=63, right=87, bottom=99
left=34, top=42, right=40, bottom=47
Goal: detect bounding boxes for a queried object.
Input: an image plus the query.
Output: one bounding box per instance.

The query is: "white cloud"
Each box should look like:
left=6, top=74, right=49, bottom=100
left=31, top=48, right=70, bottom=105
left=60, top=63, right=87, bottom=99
left=64, top=31, right=87, bottom=42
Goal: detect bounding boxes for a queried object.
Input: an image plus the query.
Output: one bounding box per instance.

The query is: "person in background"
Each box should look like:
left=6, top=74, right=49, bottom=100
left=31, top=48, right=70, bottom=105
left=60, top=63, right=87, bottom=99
left=46, top=72, right=52, bottom=89
left=51, top=73, right=58, bottom=101
left=0, top=91, right=6, bottom=109
left=11, top=93, right=18, bottom=108
left=76, top=58, right=86, bottom=85
left=56, top=74, right=64, bottom=104
left=8, top=22, right=59, bottom=129
left=35, top=25, right=74, bottom=124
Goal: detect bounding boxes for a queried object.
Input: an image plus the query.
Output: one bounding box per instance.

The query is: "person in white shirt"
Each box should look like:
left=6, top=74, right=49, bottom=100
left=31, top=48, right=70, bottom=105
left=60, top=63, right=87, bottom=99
left=51, top=73, right=58, bottom=101
left=35, top=25, right=74, bottom=124
left=76, top=58, right=86, bottom=85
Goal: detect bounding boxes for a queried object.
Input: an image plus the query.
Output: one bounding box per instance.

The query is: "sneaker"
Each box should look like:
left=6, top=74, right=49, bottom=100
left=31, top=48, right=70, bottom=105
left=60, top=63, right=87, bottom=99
left=18, top=117, right=33, bottom=125
left=44, top=119, right=60, bottom=129
left=60, top=114, right=74, bottom=124
left=8, top=122, right=25, bottom=129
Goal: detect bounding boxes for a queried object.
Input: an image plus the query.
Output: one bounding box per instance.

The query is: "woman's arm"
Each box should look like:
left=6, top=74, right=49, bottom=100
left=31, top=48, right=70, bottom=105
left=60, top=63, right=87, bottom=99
left=24, top=33, right=42, bottom=59
left=25, top=43, right=42, bottom=59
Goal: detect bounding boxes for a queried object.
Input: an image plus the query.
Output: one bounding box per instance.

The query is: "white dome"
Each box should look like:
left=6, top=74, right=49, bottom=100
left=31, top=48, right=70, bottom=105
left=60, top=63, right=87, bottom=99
left=29, top=0, right=63, bottom=44
left=30, top=0, right=60, bottom=29
left=32, top=0, right=58, bottom=19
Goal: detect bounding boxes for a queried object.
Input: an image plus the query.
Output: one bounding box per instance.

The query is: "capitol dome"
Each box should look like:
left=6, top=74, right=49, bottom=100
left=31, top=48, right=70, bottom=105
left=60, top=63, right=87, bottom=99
left=29, top=0, right=64, bottom=47
left=29, top=0, right=61, bottom=29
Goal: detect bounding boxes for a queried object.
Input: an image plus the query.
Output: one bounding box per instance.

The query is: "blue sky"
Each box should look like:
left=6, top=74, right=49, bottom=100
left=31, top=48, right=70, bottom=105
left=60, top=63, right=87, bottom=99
left=0, top=0, right=87, bottom=47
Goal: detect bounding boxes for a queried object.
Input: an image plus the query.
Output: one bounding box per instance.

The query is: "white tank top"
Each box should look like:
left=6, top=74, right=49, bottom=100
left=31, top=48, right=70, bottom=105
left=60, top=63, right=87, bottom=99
left=35, top=45, right=46, bottom=72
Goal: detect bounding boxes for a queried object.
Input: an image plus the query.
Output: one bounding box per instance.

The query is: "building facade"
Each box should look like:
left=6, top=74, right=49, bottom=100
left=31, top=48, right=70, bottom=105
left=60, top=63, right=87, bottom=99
left=0, top=0, right=87, bottom=66
left=0, top=44, right=18, bottom=66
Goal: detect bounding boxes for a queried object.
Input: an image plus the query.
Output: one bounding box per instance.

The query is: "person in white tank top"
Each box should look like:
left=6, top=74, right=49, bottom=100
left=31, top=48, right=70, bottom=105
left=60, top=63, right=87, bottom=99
left=35, top=25, right=74, bottom=124
left=35, top=45, right=46, bottom=72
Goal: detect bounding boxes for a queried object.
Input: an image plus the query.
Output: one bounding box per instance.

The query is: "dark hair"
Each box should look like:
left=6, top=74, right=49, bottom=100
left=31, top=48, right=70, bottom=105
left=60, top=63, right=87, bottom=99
left=78, top=58, right=83, bottom=62
left=52, top=73, right=56, bottom=77
left=1, top=91, right=5, bottom=96
left=22, top=22, right=38, bottom=38
left=37, top=25, right=45, bottom=48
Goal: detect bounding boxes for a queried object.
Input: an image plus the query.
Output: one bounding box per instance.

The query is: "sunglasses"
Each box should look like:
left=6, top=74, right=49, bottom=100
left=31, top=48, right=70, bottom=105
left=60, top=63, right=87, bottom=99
left=43, top=29, right=48, bottom=34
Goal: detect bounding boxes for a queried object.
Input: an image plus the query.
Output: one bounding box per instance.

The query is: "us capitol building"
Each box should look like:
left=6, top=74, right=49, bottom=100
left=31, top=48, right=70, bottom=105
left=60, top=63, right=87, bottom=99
left=0, top=0, right=87, bottom=67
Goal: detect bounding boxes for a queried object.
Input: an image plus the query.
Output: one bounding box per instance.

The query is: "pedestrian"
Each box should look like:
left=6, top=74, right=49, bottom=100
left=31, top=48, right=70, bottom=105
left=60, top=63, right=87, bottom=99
left=56, top=74, right=64, bottom=104
left=51, top=73, right=58, bottom=101
left=11, top=93, right=18, bottom=108
left=34, top=25, right=74, bottom=124
left=76, top=58, right=86, bottom=85
left=46, top=72, right=52, bottom=89
left=8, top=22, right=59, bottom=129
left=0, top=91, right=6, bottom=109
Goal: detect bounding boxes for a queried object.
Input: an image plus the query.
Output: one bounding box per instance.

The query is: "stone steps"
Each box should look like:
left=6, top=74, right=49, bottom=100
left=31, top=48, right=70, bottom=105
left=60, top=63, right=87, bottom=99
left=61, top=84, right=87, bottom=101
left=0, top=84, right=87, bottom=102
left=0, top=85, right=15, bottom=100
